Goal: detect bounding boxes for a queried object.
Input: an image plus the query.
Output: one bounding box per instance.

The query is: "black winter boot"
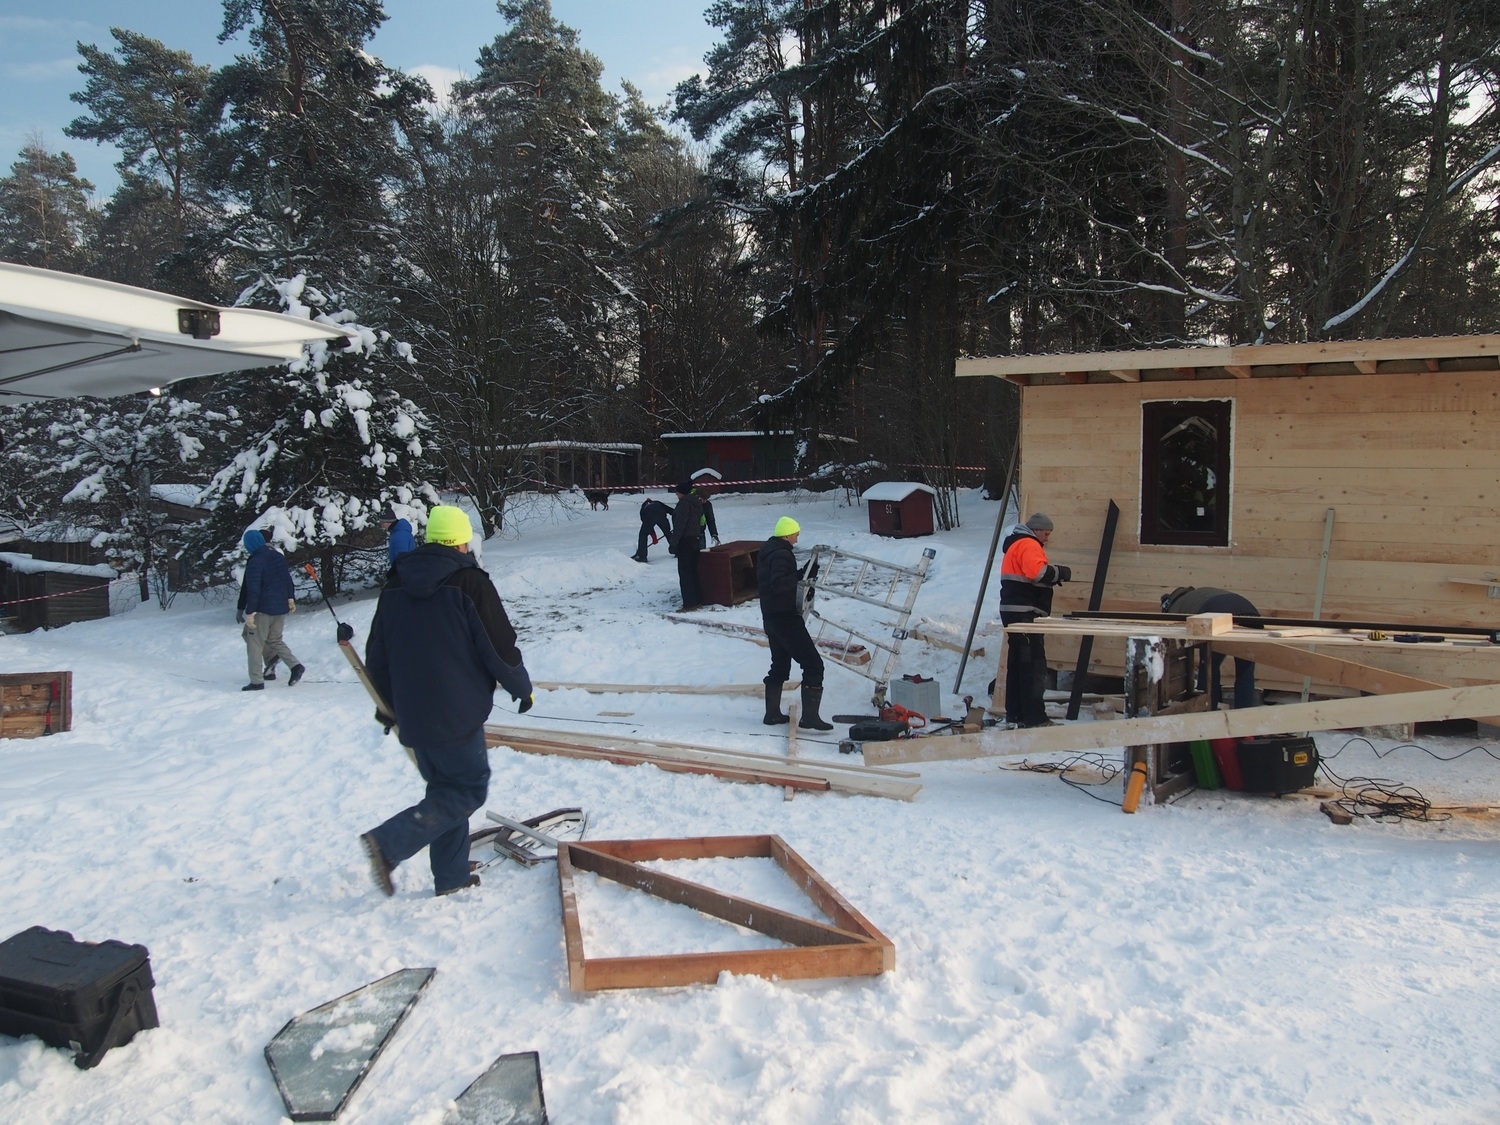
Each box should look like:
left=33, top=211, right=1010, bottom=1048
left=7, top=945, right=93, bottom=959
left=799, top=685, right=833, bottom=731
left=763, top=681, right=789, bottom=725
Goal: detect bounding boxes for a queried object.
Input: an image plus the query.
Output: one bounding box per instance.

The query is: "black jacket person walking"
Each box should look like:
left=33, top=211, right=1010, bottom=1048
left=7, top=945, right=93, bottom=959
left=360, top=505, right=533, bottom=898
left=757, top=516, right=831, bottom=730
left=670, top=481, right=705, bottom=609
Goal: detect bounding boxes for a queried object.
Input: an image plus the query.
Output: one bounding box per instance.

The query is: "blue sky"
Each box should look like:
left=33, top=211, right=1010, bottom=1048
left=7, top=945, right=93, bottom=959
left=0, top=1, right=721, bottom=196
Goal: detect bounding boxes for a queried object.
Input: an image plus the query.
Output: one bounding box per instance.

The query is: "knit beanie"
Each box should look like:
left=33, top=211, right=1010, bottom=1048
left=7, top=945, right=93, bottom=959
left=425, top=505, right=473, bottom=547
left=773, top=516, right=800, bottom=538
left=242, top=529, right=266, bottom=553
left=1025, top=512, right=1054, bottom=532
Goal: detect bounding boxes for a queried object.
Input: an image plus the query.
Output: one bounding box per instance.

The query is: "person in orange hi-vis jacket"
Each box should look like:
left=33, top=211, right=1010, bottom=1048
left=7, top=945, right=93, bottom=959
left=997, top=513, right=1071, bottom=727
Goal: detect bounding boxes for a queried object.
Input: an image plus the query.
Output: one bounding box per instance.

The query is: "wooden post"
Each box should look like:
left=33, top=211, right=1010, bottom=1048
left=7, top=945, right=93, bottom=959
left=785, top=703, right=799, bottom=801
left=1066, top=499, right=1119, bottom=720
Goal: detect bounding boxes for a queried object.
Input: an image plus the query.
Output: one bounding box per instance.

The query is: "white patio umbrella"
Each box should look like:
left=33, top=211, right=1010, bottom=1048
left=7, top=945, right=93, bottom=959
left=0, top=261, right=355, bottom=402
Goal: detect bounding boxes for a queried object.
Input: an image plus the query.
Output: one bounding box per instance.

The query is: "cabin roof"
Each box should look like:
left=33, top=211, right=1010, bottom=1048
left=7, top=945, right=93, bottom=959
left=955, top=334, right=1500, bottom=387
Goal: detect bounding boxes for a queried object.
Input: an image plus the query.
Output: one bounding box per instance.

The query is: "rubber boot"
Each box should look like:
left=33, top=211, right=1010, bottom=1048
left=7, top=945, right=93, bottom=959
left=799, top=684, right=833, bottom=732
left=763, top=680, right=789, bottom=725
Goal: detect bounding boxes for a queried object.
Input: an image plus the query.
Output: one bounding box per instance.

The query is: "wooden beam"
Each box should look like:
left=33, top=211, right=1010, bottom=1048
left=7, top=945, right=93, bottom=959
left=862, top=682, right=1500, bottom=765
left=1210, top=641, right=1446, bottom=696
left=533, top=681, right=795, bottom=696
left=953, top=334, right=1500, bottom=382
left=1225, top=364, right=1253, bottom=379
left=1108, top=368, right=1141, bottom=382
left=567, top=843, right=869, bottom=947
left=1354, top=359, right=1379, bottom=374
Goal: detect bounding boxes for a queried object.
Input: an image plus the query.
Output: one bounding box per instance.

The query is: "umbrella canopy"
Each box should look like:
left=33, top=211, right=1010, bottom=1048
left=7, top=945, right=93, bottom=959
left=0, top=262, right=356, bottom=403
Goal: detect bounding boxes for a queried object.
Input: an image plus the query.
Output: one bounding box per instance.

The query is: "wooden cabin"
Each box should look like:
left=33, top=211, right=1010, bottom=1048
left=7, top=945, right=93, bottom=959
left=861, top=482, right=937, bottom=538
left=957, top=335, right=1500, bottom=695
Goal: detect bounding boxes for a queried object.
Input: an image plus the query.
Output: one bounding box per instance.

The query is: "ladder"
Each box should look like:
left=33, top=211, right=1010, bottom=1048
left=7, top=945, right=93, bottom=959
left=797, top=544, right=936, bottom=703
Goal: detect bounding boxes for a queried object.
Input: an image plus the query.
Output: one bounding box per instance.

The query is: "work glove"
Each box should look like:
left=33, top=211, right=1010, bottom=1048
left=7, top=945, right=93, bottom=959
left=287, top=598, right=296, bottom=614
left=668, top=545, right=677, bottom=556
left=244, top=612, right=257, bottom=631
left=374, top=708, right=395, bottom=735
left=236, top=610, right=245, bottom=624
left=517, top=693, right=534, bottom=714
left=336, top=622, right=354, bottom=644
left=1055, top=565, right=1072, bottom=583
left=712, top=536, right=721, bottom=547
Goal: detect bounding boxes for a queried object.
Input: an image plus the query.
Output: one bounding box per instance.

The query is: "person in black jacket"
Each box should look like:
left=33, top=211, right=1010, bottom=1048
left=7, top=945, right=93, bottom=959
left=757, top=516, right=831, bottom=730
left=1162, top=586, right=1261, bottom=709
left=669, top=481, right=705, bottom=610
left=360, top=505, right=534, bottom=898
left=237, top=529, right=304, bottom=691
left=633, top=497, right=673, bottom=562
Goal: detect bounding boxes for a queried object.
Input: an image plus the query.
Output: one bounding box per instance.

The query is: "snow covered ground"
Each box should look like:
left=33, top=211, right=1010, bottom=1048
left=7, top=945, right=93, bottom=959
left=3, top=487, right=1500, bottom=1124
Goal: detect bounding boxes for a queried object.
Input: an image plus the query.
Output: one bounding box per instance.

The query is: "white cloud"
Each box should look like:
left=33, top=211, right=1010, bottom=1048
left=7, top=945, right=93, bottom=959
left=4, top=58, right=79, bottom=82
left=410, top=64, right=466, bottom=109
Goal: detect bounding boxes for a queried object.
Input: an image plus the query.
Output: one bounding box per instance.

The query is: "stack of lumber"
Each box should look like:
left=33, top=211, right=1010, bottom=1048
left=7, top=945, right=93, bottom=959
left=484, top=723, right=921, bottom=800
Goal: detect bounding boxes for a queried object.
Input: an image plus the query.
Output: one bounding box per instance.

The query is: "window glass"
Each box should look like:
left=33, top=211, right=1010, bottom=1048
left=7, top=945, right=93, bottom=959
left=1141, top=400, right=1231, bottom=546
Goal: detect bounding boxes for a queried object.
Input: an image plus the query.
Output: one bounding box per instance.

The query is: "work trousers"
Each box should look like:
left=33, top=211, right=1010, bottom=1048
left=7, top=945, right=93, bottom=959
left=243, top=613, right=299, bottom=685
left=763, top=611, right=825, bottom=688
left=636, top=514, right=671, bottom=558
left=1003, top=630, right=1049, bottom=727
left=1203, top=652, right=1257, bottom=710
left=676, top=539, right=703, bottom=609
left=368, top=729, right=490, bottom=894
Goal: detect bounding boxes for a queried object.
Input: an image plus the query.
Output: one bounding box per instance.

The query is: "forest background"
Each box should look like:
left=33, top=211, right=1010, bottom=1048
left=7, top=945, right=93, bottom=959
left=0, top=0, right=1496, bottom=585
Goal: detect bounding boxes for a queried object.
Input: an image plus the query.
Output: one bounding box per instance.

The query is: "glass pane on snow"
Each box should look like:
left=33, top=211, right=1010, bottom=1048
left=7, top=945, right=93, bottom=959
left=449, top=1051, right=547, bottom=1125
left=264, top=966, right=435, bottom=1121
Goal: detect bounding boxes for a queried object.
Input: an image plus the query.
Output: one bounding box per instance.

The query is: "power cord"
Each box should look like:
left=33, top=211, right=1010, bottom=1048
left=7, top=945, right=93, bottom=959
left=1003, top=752, right=1125, bottom=806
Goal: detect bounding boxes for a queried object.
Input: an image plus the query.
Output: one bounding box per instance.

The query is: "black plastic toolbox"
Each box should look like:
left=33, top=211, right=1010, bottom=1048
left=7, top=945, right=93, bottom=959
left=0, top=926, right=158, bottom=1068
left=1236, top=736, right=1319, bottom=795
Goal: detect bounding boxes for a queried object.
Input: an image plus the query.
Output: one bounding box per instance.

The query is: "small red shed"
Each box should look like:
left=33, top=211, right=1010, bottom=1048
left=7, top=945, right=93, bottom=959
left=860, top=482, right=937, bottom=538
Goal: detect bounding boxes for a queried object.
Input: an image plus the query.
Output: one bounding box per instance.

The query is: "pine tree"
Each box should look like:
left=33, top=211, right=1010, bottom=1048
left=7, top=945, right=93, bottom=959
left=0, top=141, right=96, bottom=272
left=187, top=0, right=440, bottom=575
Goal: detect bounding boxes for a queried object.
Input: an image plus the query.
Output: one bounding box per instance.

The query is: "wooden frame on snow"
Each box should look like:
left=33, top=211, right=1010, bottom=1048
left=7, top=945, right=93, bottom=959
left=556, top=835, right=894, bottom=992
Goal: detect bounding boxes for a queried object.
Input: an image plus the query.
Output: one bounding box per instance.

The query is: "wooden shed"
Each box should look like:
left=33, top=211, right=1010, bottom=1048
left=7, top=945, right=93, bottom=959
left=957, top=334, right=1500, bottom=694
left=860, top=482, right=937, bottom=538
left=0, top=552, right=115, bottom=632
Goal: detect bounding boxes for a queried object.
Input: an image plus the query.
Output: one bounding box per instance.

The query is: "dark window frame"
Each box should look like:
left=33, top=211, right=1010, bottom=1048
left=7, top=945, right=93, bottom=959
left=1140, top=399, right=1232, bottom=547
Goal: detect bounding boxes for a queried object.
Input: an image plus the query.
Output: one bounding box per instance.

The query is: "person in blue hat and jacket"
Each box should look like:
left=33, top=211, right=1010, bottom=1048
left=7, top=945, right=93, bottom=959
left=237, top=529, right=303, bottom=691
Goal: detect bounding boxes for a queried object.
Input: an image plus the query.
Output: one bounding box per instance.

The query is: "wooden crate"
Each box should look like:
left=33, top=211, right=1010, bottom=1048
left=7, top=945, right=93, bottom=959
left=0, top=672, right=71, bottom=738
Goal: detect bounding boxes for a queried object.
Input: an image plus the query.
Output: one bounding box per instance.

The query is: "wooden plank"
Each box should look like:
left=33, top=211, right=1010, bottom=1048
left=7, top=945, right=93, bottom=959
left=485, top=724, right=920, bottom=779
left=580, top=944, right=889, bottom=991
left=785, top=703, right=799, bottom=802
left=485, top=726, right=921, bottom=800
left=769, top=837, right=895, bottom=962
left=581, top=836, right=774, bottom=862
left=1186, top=613, right=1233, bottom=637
left=862, top=682, right=1500, bottom=765
left=501, top=738, right=831, bottom=792
left=532, top=681, right=787, bottom=696
left=556, top=843, right=588, bottom=993
left=1210, top=641, right=1448, bottom=697
left=566, top=844, right=869, bottom=947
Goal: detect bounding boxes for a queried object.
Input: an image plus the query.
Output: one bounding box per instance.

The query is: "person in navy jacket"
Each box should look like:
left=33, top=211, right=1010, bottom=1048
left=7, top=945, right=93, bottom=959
left=237, top=529, right=303, bottom=691
left=360, top=505, right=534, bottom=898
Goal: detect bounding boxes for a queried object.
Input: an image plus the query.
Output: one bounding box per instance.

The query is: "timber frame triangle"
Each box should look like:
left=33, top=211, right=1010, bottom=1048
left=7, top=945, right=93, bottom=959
left=556, top=835, right=895, bottom=992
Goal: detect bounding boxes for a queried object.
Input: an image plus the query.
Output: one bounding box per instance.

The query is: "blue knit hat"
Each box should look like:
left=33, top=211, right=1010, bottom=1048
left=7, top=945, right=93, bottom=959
left=242, top=529, right=266, bottom=553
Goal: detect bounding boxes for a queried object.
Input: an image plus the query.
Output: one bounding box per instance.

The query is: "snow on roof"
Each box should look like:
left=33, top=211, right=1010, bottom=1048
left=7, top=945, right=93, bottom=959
left=151, top=483, right=208, bottom=508
left=0, top=551, right=117, bottom=580
left=661, top=431, right=855, bottom=442
left=690, top=467, right=723, bottom=480
left=861, top=482, right=938, bottom=502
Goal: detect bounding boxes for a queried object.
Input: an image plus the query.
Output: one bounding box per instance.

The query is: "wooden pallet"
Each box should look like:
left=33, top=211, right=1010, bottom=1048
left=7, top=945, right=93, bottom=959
left=0, top=671, right=71, bottom=739
left=557, top=835, right=895, bottom=992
